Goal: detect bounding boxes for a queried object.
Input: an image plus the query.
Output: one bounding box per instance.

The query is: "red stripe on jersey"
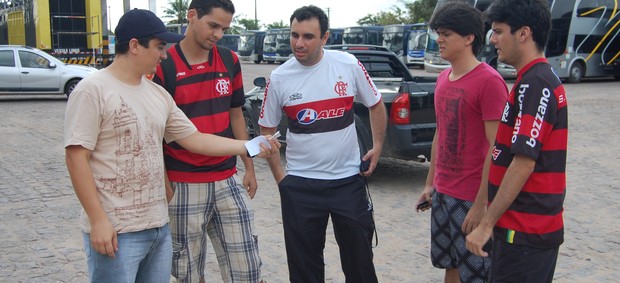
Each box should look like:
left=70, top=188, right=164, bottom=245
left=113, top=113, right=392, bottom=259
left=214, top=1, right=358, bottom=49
left=496, top=209, right=563, bottom=234
left=518, top=113, right=553, bottom=146
left=164, top=145, right=230, bottom=167
left=495, top=123, right=514, bottom=145
left=488, top=165, right=507, bottom=187
left=174, top=77, right=233, bottom=106
left=167, top=168, right=236, bottom=183
left=190, top=111, right=231, bottom=134
left=521, top=172, right=565, bottom=194
left=283, top=96, right=354, bottom=119
left=541, top=129, right=567, bottom=150
left=555, top=84, right=567, bottom=108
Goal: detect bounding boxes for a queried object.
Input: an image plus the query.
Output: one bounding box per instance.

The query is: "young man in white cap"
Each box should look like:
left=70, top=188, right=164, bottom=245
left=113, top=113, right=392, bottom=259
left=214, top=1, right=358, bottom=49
left=64, top=9, right=278, bottom=282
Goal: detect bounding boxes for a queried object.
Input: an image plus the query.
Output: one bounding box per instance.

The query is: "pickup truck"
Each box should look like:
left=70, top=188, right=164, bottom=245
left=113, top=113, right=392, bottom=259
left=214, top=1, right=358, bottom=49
left=242, top=46, right=437, bottom=162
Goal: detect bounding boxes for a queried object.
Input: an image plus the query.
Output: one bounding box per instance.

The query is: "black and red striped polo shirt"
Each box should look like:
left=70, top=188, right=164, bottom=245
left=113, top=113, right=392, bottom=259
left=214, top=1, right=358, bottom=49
left=154, top=44, right=245, bottom=182
left=489, top=58, right=568, bottom=248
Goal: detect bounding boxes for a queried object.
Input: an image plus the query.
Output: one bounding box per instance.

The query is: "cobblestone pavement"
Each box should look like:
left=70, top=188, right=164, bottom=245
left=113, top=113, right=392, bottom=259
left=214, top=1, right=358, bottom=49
left=1, top=78, right=619, bottom=282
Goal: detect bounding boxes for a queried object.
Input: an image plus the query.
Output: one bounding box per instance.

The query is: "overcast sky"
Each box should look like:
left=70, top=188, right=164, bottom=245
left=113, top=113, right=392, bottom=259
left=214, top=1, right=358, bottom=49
left=109, top=0, right=403, bottom=30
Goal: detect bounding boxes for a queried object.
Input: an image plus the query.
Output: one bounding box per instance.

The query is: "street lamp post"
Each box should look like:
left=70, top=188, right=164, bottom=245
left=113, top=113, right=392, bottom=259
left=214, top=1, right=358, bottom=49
left=254, top=0, right=257, bottom=28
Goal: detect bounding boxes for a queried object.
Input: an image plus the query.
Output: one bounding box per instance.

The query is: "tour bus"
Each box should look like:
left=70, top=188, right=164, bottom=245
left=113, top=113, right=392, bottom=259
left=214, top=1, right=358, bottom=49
left=424, top=0, right=495, bottom=72
left=238, top=30, right=265, bottom=64
left=427, top=0, right=620, bottom=82
left=382, top=23, right=428, bottom=67
left=275, top=28, right=292, bottom=63
left=262, top=28, right=279, bottom=64
left=217, top=34, right=239, bottom=52
left=407, top=23, right=429, bottom=67
left=343, top=26, right=384, bottom=45
left=327, top=28, right=344, bottom=45
left=165, top=24, right=187, bottom=35
left=544, top=0, right=620, bottom=82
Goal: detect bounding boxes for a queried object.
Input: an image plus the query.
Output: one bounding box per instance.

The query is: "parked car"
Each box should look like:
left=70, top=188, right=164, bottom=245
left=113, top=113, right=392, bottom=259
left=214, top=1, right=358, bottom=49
left=0, top=45, right=97, bottom=97
left=243, top=46, right=437, bottom=162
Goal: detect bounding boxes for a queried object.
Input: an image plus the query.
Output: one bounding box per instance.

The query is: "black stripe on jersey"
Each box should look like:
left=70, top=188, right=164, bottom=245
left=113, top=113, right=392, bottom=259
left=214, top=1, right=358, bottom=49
left=494, top=227, right=563, bottom=248
left=287, top=108, right=354, bottom=134
left=488, top=185, right=565, bottom=215
left=534, top=150, right=567, bottom=173
left=164, top=155, right=236, bottom=173
left=176, top=72, right=227, bottom=87
left=177, top=96, right=234, bottom=119
left=167, top=128, right=233, bottom=151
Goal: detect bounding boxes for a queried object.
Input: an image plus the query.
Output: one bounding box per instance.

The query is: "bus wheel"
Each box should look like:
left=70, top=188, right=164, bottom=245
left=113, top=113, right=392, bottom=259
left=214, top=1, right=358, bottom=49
left=567, top=62, right=583, bottom=83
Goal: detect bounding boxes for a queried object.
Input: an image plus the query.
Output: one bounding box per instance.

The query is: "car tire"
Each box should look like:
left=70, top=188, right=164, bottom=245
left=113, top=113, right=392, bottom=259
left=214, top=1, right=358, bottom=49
left=243, top=109, right=259, bottom=139
left=64, top=79, right=81, bottom=97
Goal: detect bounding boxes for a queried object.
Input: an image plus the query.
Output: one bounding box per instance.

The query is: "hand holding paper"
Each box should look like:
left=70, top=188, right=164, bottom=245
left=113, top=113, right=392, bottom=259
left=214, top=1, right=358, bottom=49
left=244, top=131, right=281, bottom=157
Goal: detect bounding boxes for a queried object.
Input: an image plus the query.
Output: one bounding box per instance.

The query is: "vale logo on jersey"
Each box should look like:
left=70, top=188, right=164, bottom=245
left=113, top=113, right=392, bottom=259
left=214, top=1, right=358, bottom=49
left=296, top=107, right=345, bottom=125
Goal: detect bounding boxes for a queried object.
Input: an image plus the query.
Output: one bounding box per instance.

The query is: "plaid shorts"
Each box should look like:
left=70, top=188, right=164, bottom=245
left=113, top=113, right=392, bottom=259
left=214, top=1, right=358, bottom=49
left=430, top=191, right=491, bottom=283
left=168, top=175, right=262, bottom=283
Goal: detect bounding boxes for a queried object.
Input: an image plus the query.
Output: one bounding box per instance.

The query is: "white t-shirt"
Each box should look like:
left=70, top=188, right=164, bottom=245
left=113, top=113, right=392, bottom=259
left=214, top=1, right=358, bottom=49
left=258, top=49, right=381, bottom=179
left=65, top=69, right=197, bottom=233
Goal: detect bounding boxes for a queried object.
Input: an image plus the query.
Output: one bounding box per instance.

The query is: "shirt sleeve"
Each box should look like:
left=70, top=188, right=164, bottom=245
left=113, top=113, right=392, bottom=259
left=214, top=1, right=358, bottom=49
left=64, top=88, right=101, bottom=150
left=352, top=59, right=382, bottom=107
left=257, top=77, right=282, bottom=128
left=510, top=77, right=558, bottom=159
left=479, top=75, right=509, bottom=121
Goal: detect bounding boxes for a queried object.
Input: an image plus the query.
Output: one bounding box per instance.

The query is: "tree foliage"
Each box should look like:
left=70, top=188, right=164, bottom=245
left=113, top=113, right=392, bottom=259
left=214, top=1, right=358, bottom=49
left=162, top=0, right=189, bottom=24
left=266, top=20, right=289, bottom=29
left=357, top=0, right=437, bottom=25
left=236, top=18, right=261, bottom=31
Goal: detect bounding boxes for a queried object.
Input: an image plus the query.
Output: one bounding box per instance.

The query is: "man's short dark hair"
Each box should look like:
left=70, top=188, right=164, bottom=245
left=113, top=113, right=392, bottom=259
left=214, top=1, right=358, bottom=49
left=189, top=0, right=235, bottom=18
left=290, top=5, right=329, bottom=39
left=429, top=2, right=485, bottom=56
left=115, top=36, right=156, bottom=54
left=485, top=0, right=551, bottom=52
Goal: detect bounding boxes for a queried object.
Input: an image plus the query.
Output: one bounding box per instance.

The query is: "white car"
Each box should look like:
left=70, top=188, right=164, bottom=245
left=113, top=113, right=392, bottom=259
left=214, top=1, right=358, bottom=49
left=0, top=45, right=97, bottom=97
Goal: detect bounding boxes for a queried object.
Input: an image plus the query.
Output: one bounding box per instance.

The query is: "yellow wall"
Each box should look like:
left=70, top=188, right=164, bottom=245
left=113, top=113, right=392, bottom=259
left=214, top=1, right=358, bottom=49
left=8, top=11, right=25, bottom=45
left=85, top=0, right=103, bottom=49
left=33, top=0, right=52, bottom=49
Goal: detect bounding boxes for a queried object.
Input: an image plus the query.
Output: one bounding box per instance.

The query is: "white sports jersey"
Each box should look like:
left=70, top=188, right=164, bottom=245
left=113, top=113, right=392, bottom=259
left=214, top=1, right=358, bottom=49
left=258, top=49, right=382, bottom=179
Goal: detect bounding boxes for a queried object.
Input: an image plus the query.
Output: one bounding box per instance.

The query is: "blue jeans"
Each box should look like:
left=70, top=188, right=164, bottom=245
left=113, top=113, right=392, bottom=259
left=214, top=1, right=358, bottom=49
left=82, top=224, right=172, bottom=283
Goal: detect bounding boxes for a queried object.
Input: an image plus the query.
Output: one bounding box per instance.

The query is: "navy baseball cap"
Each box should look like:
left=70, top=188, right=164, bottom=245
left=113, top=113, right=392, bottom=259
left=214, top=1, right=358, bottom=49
left=115, top=9, right=184, bottom=43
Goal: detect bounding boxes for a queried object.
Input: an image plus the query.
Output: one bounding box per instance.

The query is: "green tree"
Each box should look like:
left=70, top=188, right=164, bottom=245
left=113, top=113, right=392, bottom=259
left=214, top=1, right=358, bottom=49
left=356, top=0, right=437, bottom=25
left=404, top=0, right=437, bottom=23
left=237, top=18, right=261, bottom=31
left=266, top=20, right=289, bottom=29
left=162, top=0, right=189, bottom=24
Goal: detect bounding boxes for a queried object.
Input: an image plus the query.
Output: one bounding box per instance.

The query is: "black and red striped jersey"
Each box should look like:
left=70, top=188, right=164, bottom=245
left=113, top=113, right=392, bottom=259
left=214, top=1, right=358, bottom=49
left=489, top=58, right=568, bottom=248
left=154, top=44, right=245, bottom=182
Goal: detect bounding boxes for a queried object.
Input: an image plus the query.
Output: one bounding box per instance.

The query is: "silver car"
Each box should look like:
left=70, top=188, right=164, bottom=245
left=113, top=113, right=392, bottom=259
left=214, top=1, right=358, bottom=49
left=0, top=45, right=97, bottom=97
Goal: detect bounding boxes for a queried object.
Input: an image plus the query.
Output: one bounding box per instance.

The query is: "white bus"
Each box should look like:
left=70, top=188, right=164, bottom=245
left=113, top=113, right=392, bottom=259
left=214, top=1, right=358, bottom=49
left=545, top=0, right=620, bottom=82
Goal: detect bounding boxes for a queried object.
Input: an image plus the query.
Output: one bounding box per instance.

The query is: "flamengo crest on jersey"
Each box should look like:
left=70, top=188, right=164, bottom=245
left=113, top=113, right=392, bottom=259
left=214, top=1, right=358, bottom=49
left=215, top=74, right=231, bottom=96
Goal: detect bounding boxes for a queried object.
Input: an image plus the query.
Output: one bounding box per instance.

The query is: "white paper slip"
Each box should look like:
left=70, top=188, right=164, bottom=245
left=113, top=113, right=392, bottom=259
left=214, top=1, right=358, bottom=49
left=244, top=135, right=271, bottom=157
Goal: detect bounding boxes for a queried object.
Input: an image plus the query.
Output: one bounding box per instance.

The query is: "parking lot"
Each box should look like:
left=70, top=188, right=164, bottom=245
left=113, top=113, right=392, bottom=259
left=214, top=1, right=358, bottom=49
left=1, top=61, right=619, bottom=282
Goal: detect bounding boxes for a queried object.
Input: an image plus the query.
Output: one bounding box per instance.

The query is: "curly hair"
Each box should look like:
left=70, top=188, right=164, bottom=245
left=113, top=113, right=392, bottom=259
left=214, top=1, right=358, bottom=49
left=485, top=0, right=551, bottom=52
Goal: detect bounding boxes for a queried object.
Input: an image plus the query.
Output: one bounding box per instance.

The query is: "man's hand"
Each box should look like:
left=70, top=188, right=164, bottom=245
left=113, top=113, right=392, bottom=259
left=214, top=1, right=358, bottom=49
left=89, top=218, right=118, bottom=257
left=243, top=170, right=258, bottom=199
left=462, top=202, right=486, bottom=234
left=415, top=185, right=434, bottom=212
left=360, top=147, right=381, bottom=177
left=466, top=224, right=493, bottom=257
